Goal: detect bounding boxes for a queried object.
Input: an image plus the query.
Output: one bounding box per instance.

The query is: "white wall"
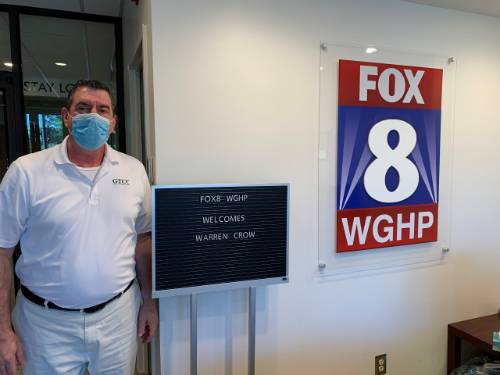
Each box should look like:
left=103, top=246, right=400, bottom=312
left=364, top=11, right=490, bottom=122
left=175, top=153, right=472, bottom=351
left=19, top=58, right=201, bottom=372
left=150, top=1, right=500, bottom=374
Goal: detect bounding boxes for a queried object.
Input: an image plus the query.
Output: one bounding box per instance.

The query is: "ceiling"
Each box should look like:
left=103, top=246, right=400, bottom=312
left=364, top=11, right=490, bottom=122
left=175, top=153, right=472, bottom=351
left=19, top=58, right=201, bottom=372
left=2, top=0, right=500, bottom=20
left=18, top=15, right=116, bottom=81
left=402, top=0, right=500, bottom=18
left=0, top=0, right=123, bottom=17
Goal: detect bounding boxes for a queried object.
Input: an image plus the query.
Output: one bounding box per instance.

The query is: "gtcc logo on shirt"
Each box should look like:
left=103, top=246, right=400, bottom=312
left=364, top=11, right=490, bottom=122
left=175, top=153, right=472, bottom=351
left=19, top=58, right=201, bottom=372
left=112, top=178, right=130, bottom=185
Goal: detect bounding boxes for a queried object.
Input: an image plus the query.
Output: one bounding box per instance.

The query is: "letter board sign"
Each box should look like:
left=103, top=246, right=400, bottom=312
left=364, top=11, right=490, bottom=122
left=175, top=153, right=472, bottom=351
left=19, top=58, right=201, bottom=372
left=153, top=184, right=289, bottom=297
left=336, top=60, right=443, bottom=252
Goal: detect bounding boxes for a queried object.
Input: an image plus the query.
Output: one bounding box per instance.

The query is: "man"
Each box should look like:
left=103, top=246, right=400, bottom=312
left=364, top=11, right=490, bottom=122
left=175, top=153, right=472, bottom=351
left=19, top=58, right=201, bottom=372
left=0, top=80, right=158, bottom=375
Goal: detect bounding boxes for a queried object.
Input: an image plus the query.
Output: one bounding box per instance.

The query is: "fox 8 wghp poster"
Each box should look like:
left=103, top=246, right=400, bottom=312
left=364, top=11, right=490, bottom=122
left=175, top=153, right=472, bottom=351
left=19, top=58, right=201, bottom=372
left=336, top=59, right=443, bottom=252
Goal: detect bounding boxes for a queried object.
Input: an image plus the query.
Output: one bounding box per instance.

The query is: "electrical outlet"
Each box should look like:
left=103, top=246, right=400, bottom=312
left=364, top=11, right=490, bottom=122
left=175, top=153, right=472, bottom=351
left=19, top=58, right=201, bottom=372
left=375, top=354, right=387, bottom=375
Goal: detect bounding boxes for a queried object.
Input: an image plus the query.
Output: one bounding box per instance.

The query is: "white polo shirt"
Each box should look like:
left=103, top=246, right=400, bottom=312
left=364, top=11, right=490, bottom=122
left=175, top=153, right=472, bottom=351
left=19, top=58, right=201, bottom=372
left=0, top=137, right=151, bottom=308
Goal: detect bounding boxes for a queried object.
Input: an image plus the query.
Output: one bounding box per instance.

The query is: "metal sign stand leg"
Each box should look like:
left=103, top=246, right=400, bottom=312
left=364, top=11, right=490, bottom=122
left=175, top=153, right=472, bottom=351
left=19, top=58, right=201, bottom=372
left=248, top=287, right=256, bottom=375
left=189, top=289, right=256, bottom=375
left=190, top=294, right=198, bottom=375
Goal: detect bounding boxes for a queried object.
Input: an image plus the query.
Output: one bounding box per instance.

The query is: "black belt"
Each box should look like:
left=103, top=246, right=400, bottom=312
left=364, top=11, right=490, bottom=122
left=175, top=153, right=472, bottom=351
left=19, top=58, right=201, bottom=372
left=20, top=279, right=135, bottom=314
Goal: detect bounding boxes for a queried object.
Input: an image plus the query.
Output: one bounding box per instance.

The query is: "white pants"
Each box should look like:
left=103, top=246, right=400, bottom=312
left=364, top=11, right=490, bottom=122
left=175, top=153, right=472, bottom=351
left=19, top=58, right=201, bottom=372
left=12, top=282, right=142, bottom=375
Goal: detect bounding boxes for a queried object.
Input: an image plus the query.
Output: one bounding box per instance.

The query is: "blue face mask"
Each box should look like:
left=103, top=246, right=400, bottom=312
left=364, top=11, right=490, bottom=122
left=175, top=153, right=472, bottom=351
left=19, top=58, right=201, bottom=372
left=70, top=113, right=110, bottom=151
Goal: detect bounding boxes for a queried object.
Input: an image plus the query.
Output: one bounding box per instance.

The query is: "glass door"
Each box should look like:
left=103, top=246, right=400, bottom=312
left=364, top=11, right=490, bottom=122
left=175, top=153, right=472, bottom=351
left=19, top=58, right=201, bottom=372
left=20, top=14, right=119, bottom=152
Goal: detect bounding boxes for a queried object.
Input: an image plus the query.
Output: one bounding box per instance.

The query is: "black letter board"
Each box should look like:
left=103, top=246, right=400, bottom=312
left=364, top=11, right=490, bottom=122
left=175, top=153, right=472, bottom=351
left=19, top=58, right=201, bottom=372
left=153, top=184, right=289, bottom=297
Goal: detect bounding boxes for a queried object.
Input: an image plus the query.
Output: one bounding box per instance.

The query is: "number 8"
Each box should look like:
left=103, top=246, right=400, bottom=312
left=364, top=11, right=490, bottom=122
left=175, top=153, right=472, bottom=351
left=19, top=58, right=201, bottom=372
left=364, top=119, right=419, bottom=203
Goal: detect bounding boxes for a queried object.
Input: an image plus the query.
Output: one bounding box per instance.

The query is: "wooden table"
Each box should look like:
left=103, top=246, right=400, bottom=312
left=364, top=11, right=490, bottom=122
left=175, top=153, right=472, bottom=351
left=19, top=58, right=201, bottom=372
left=448, top=313, right=500, bottom=374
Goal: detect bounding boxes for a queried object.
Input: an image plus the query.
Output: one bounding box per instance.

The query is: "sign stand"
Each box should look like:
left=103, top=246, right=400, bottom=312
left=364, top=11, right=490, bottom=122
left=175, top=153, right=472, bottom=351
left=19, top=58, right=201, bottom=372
left=248, top=287, right=256, bottom=375
left=153, top=184, right=288, bottom=374
left=190, top=294, right=197, bottom=375
left=188, top=288, right=257, bottom=375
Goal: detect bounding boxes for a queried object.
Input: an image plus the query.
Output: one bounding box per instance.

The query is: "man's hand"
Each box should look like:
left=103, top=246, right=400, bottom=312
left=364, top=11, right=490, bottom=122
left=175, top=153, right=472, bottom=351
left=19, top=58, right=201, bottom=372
left=137, top=298, right=158, bottom=343
left=134, top=233, right=157, bottom=343
left=0, top=248, right=23, bottom=375
left=0, top=328, right=24, bottom=375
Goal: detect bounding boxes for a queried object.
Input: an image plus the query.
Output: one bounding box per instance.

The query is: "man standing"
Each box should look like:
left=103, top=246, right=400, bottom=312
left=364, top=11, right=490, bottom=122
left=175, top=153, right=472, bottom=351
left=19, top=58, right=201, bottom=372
left=0, top=80, right=157, bottom=375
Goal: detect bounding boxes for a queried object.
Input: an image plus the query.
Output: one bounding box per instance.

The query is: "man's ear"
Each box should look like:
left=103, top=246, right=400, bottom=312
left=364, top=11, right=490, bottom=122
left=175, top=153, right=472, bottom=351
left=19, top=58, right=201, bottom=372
left=109, top=114, right=117, bottom=134
left=61, top=107, right=71, bottom=130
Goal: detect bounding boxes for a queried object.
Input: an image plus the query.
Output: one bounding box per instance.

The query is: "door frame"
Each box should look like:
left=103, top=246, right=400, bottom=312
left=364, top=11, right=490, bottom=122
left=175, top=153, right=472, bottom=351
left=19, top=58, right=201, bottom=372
left=0, top=72, right=17, bottom=167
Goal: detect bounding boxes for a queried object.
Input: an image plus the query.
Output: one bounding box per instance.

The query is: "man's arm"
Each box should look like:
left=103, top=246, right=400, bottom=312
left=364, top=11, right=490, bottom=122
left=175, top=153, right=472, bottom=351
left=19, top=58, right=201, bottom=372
left=0, top=248, right=24, bottom=375
left=134, top=233, right=158, bottom=343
